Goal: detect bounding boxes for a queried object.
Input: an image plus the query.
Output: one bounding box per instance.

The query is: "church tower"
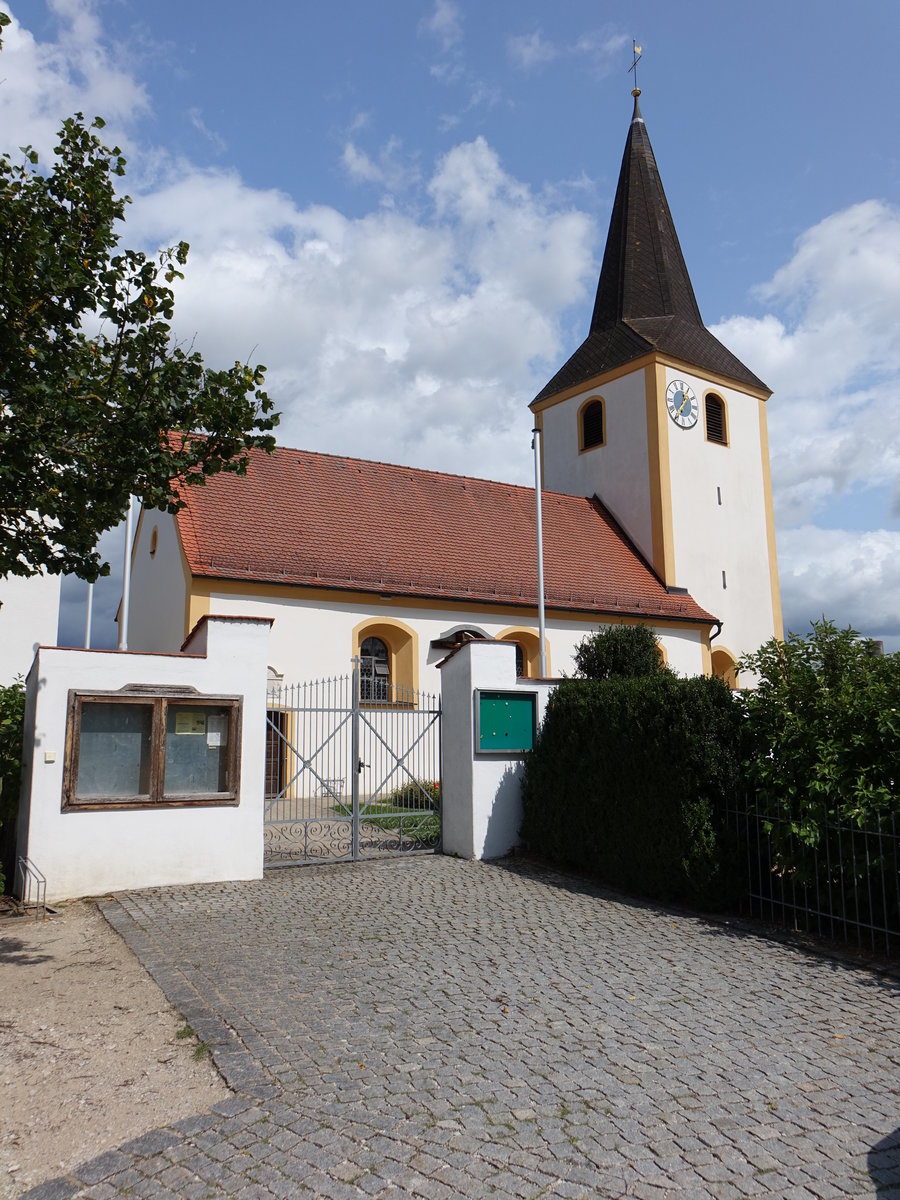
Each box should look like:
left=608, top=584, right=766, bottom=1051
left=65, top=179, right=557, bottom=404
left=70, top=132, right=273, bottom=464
left=532, top=90, right=782, bottom=679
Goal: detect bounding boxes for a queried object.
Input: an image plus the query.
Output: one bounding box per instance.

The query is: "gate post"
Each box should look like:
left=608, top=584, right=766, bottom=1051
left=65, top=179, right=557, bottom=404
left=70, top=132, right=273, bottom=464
left=439, top=640, right=556, bottom=859
left=351, top=658, right=361, bottom=860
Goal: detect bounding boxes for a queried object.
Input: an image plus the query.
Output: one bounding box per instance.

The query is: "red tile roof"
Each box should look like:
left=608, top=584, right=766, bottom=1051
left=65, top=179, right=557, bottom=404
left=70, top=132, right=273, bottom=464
left=175, top=446, right=715, bottom=625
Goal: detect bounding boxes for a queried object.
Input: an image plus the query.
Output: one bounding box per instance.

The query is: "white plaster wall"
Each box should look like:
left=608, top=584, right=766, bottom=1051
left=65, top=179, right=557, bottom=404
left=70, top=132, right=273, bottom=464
left=665, top=368, right=777, bottom=661
left=17, top=616, right=270, bottom=903
left=0, top=572, right=62, bottom=683
left=441, top=640, right=557, bottom=860
left=126, top=508, right=189, bottom=653
left=540, top=371, right=653, bottom=564
left=203, top=590, right=705, bottom=689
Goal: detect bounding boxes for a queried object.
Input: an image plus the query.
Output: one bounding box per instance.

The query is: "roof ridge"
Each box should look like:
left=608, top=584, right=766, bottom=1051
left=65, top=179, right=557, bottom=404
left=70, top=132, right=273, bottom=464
left=271, top=443, right=593, bottom=504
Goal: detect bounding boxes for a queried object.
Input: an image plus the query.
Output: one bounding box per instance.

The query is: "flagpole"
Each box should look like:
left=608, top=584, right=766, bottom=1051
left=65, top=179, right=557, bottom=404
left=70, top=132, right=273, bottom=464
left=117, top=496, right=134, bottom=651
left=84, top=582, right=94, bottom=649
left=532, top=427, right=547, bottom=677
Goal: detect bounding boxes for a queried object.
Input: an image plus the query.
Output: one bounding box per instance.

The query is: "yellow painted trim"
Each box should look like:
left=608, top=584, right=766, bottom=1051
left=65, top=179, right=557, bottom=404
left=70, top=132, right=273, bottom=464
left=352, top=615, right=420, bottom=696
left=188, top=580, right=211, bottom=637
left=577, top=394, right=606, bottom=453
left=702, top=389, right=729, bottom=448
left=531, top=353, right=658, bottom=412
left=496, top=625, right=552, bottom=679
left=711, top=644, right=739, bottom=690
left=647, top=362, right=676, bottom=586
left=758, top=399, right=784, bottom=640
left=530, top=350, right=771, bottom=414
left=701, top=629, right=712, bottom=677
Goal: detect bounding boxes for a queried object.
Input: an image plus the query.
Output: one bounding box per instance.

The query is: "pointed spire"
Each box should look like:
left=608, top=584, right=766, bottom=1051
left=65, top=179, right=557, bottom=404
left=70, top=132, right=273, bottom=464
left=533, top=97, right=767, bottom=404
left=590, top=89, right=702, bottom=334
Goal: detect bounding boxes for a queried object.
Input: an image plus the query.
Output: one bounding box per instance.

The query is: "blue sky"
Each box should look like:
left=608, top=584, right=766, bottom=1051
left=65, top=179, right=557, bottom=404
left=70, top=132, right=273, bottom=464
left=5, top=0, right=900, bottom=650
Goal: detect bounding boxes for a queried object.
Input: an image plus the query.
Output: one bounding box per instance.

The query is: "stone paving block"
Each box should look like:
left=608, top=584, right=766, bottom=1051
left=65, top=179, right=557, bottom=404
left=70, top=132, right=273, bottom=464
left=19, top=1180, right=80, bottom=1200
left=41, top=856, right=897, bottom=1200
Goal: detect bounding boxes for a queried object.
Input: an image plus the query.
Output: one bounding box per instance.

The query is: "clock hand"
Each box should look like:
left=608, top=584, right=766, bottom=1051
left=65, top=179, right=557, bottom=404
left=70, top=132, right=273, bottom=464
left=677, top=392, right=689, bottom=414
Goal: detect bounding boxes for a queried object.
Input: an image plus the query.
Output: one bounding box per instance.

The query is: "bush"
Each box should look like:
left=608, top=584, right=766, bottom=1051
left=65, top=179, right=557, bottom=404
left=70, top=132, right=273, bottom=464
left=573, top=624, right=670, bottom=680
left=0, top=679, right=26, bottom=893
left=521, top=673, right=744, bottom=909
left=739, top=620, right=900, bottom=834
left=384, top=780, right=441, bottom=810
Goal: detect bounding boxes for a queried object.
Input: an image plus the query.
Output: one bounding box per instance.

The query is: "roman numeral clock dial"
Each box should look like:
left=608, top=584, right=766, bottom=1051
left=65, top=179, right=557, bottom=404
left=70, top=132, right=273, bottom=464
left=666, top=380, right=698, bottom=428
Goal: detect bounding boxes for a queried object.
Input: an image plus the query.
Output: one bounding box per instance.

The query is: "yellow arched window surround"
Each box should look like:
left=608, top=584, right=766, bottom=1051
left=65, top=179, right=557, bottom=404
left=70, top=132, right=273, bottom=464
left=703, top=391, right=729, bottom=446
left=352, top=617, right=418, bottom=704
left=496, top=627, right=549, bottom=678
left=578, top=395, right=606, bottom=453
left=711, top=646, right=739, bottom=690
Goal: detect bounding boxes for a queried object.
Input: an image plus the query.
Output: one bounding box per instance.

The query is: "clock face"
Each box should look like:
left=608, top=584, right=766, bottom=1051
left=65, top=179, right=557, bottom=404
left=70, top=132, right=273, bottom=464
left=666, top=380, right=698, bottom=429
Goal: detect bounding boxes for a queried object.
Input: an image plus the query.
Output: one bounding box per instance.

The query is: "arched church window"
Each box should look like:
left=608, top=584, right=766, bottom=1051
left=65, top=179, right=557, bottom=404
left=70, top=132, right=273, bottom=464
left=360, top=636, right=390, bottom=702
left=580, top=398, right=605, bottom=450
left=705, top=394, right=727, bottom=445
left=514, top=643, right=525, bottom=678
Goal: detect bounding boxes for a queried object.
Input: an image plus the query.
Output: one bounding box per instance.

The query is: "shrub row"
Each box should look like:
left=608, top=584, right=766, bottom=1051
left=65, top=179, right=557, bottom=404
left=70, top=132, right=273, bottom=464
left=521, top=673, right=744, bottom=910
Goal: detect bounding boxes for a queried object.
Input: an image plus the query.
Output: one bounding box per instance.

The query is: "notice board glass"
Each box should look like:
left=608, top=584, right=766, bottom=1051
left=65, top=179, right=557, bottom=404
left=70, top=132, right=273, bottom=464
left=475, top=690, right=537, bottom=755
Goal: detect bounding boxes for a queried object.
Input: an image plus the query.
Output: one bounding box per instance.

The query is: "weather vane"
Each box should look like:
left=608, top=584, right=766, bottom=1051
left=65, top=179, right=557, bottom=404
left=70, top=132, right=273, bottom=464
left=629, top=38, right=642, bottom=95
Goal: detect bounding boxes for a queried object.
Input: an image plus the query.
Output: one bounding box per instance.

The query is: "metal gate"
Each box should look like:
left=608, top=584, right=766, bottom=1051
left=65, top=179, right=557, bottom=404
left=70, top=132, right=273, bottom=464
left=264, top=663, right=441, bottom=865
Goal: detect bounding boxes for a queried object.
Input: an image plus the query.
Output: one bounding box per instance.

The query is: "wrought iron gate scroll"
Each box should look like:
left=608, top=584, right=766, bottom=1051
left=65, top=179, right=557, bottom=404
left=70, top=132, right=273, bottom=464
left=264, top=663, right=441, bottom=865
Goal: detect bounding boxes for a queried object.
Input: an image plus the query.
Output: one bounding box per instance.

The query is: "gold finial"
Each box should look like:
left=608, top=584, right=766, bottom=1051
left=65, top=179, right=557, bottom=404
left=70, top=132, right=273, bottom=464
left=629, top=38, right=642, bottom=94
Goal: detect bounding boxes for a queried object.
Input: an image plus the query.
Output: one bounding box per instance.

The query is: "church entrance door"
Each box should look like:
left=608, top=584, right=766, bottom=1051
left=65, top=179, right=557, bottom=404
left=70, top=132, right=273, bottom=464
left=263, top=661, right=441, bottom=866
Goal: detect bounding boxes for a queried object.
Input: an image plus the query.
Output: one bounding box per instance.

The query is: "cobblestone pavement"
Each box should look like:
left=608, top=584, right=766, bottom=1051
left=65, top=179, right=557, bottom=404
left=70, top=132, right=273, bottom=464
left=24, top=856, right=900, bottom=1199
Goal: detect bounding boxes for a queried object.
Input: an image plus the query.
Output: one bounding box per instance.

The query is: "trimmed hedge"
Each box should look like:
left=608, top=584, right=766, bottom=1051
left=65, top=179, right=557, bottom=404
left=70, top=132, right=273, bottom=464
left=521, top=673, right=744, bottom=909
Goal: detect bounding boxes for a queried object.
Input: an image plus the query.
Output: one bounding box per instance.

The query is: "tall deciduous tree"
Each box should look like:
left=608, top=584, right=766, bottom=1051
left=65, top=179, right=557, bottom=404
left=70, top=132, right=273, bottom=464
left=0, top=94, right=278, bottom=580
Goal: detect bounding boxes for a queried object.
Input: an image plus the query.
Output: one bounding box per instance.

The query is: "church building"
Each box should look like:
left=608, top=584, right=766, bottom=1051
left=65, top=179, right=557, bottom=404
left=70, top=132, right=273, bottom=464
left=124, top=90, right=781, bottom=693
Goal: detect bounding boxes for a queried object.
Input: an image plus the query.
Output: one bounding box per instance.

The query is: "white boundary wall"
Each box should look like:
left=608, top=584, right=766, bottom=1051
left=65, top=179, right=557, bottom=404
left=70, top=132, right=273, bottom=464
left=0, top=572, right=62, bottom=684
left=440, top=640, right=557, bottom=860
left=16, top=615, right=271, bottom=903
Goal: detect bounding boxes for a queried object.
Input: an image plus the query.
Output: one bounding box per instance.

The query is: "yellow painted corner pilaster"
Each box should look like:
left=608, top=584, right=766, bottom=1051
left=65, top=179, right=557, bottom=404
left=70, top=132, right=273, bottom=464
left=186, top=585, right=211, bottom=642
left=646, top=362, right=676, bottom=586
left=701, top=629, right=712, bottom=677
left=758, top=399, right=784, bottom=640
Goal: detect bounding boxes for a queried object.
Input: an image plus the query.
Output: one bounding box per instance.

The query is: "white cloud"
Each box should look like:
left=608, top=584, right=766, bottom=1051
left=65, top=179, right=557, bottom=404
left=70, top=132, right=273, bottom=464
left=507, top=31, right=559, bottom=71
left=341, top=137, right=421, bottom=194
left=119, top=138, right=595, bottom=485
left=712, top=201, right=900, bottom=527
left=0, top=0, right=149, bottom=159
left=778, top=526, right=900, bottom=650
left=418, top=0, right=463, bottom=51
left=507, top=27, right=629, bottom=74
left=188, top=108, right=226, bottom=154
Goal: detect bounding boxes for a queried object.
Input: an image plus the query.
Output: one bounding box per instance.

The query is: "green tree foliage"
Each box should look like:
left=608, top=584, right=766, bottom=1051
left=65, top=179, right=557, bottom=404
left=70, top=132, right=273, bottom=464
left=0, top=109, right=278, bottom=580
left=521, top=673, right=744, bottom=909
left=739, top=619, right=900, bottom=834
left=0, top=678, right=26, bottom=893
left=573, top=623, right=671, bottom=680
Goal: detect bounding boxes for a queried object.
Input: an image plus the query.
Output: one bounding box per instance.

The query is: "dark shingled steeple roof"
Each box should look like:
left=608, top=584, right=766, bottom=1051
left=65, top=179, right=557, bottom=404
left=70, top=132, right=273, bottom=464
left=534, top=93, right=768, bottom=404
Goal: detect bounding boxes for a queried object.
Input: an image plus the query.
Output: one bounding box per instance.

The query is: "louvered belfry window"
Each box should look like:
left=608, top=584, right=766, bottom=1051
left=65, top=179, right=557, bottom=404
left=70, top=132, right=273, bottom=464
left=705, top=394, right=726, bottom=444
left=582, top=399, right=604, bottom=449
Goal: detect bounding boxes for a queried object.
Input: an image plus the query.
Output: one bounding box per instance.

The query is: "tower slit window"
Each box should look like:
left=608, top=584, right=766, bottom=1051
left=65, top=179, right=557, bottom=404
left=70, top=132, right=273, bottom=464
left=705, top=394, right=727, bottom=445
left=580, top=399, right=605, bottom=450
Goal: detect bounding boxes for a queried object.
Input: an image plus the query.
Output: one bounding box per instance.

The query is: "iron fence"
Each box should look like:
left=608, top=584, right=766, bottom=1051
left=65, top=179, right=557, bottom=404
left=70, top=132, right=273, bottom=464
left=726, top=795, right=900, bottom=958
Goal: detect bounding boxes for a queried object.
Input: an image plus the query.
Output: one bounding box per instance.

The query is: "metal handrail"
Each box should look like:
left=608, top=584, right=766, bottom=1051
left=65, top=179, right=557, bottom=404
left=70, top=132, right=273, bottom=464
left=16, top=857, right=47, bottom=921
